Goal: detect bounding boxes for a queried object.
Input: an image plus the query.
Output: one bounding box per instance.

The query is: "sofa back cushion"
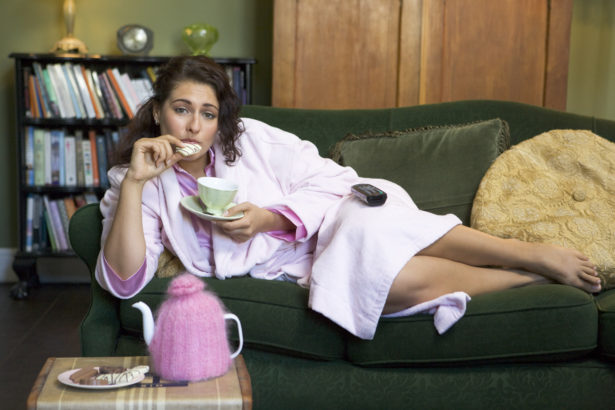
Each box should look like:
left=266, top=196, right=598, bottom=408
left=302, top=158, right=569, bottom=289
left=329, top=119, right=510, bottom=225
left=241, top=105, right=394, bottom=155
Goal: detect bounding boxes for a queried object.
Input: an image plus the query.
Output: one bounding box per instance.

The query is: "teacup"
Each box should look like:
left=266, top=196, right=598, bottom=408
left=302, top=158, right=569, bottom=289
left=197, top=177, right=238, bottom=216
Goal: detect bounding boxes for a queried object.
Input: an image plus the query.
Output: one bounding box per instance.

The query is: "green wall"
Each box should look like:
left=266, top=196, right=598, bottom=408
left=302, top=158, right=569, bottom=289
left=567, top=0, right=615, bottom=120
left=0, top=0, right=273, bottom=248
left=1, top=0, right=614, bottom=249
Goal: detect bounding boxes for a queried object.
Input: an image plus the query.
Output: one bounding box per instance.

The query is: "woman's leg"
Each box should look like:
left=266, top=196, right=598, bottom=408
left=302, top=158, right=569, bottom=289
left=418, top=225, right=600, bottom=292
left=384, top=255, right=547, bottom=314
left=383, top=225, right=601, bottom=315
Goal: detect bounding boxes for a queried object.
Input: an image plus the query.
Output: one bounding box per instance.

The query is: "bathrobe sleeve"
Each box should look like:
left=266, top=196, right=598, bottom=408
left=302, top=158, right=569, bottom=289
left=94, top=166, right=166, bottom=299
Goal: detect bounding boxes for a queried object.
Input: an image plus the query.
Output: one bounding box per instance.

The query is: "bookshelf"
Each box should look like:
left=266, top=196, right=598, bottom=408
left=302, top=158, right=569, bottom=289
left=9, top=53, right=255, bottom=299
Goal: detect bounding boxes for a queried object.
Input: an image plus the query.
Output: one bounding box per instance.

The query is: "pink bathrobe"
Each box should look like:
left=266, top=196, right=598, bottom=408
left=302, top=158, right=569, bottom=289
left=96, top=118, right=461, bottom=339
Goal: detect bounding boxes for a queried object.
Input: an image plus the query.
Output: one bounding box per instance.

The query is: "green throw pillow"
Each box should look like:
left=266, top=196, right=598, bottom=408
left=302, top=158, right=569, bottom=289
left=330, top=119, right=510, bottom=225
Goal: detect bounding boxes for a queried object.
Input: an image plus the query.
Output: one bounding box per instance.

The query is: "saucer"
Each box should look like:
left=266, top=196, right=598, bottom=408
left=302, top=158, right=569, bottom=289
left=180, top=196, right=244, bottom=221
left=58, top=367, right=145, bottom=390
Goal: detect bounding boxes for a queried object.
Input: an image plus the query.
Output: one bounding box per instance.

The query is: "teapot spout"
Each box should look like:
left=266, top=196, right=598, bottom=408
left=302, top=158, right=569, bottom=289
left=132, top=301, right=154, bottom=346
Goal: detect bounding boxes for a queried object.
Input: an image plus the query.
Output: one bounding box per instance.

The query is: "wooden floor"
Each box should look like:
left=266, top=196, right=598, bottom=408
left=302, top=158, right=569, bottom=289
left=0, top=283, right=90, bottom=408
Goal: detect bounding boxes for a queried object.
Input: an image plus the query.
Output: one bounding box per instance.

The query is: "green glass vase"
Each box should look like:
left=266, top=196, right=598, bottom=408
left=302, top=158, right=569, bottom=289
left=182, top=23, right=219, bottom=56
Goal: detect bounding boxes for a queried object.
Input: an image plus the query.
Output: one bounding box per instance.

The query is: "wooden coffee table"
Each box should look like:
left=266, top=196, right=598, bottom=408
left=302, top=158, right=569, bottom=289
left=27, top=355, right=252, bottom=409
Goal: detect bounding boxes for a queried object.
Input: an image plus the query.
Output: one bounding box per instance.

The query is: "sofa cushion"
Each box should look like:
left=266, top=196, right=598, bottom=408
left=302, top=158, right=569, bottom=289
left=118, top=276, right=347, bottom=360
left=330, top=118, right=510, bottom=225
left=595, top=289, right=615, bottom=359
left=471, top=129, right=615, bottom=289
left=346, top=285, right=597, bottom=366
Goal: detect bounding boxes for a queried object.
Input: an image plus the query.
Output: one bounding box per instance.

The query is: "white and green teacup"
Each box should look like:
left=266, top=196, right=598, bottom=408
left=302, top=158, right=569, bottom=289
left=197, top=177, right=238, bottom=216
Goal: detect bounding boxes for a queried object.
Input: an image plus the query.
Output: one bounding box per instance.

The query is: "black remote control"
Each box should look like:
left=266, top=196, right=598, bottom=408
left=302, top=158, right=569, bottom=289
left=351, top=184, right=387, bottom=206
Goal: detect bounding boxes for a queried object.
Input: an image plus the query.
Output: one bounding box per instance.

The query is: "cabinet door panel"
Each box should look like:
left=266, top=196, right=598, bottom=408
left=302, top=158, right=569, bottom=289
left=274, top=0, right=401, bottom=109
left=431, top=0, right=548, bottom=105
left=408, top=0, right=571, bottom=109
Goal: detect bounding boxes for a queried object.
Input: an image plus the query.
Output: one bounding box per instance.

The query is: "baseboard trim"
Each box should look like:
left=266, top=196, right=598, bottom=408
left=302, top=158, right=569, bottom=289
left=0, top=248, right=17, bottom=283
left=0, top=248, right=90, bottom=283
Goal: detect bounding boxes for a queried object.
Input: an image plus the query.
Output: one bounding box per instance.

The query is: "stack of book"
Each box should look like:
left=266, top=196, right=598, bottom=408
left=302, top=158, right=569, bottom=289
left=225, top=65, right=249, bottom=105
left=25, top=193, right=99, bottom=252
left=24, top=62, right=156, bottom=120
left=24, top=127, right=118, bottom=188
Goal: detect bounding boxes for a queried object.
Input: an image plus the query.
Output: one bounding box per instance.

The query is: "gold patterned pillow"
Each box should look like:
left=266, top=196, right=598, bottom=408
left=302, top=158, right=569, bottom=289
left=156, top=248, right=185, bottom=278
left=471, top=129, right=615, bottom=289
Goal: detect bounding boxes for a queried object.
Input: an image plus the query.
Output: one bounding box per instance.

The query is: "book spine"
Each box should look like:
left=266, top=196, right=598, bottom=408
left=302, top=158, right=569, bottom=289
left=61, top=63, right=84, bottom=118
left=23, top=67, right=32, bottom=118
left=132, top=78, right=153, bottom=109
left=106, top=68, right=133, bottom=118
left=44, top=130, right=52, bottom=185
left=64, top=135, right=77, bottom=186
left=72, top=64, right=96, bottom=119
left=25, top=126, right=35, bottom=186
left=104, top=129, right=116, bottom=168
left=55, top=199, right=71, bottom=250
left=25, top=194, right=34, bottom=252
left=83, top=67, right=103, bottom=119
left=42, top=67, right=63, bottom=118
left=58, top=130, right=66, bottom=185
left=81, top=139, right=94, bottom=186
left=146, top=66, right=157, bottom=83
left=75, top=130, right=85, bottom=186
left=42, top=195, right=59, bottom=251
left=63, top=196, right=77, bottom=219
left=43, top=208, right=56, bottom=251
left=51, top=199, right=68, bottom=250
left=84, top=192, right=99, bottom=204
left=33, top=128, right=45, bottom=186
left=91, top=71, right=112, bottom=118
left=32, top=62, right=53, bottom=118
left=28, top=74, right=41, bottom=118
left=49, top=130, right=62, bottom=186
left=96, top=134, right=109, bottom=187
left=65, top=62, right=89, bottom=118
left=73, top=194, right=87, bottom=208
left=120, top=72, right=139, bottom=113
left=88, top=130, right=100, bottom=186
left=32, top=194, right=42, bottom=251
left=99, top=72, right=123, bottom=119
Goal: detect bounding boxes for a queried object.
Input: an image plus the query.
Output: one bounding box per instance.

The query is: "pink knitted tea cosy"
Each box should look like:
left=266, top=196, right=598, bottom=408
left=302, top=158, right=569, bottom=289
left=148, top=273, right=233, bottom=381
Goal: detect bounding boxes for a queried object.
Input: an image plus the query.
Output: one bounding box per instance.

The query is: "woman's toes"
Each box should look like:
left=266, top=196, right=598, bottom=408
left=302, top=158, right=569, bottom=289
left=579, top=271, right=600, bottom=284
left=582, top=266, right=598, bottom=277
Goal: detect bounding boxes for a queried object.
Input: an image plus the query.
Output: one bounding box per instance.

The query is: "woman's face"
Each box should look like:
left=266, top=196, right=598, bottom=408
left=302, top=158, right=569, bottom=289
left=154, top=80, right=219, bottom=163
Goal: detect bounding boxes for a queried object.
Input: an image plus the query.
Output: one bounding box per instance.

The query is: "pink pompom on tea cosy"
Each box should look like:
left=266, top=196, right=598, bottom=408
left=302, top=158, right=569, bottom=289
left=148, top=273, right=234, bottom=381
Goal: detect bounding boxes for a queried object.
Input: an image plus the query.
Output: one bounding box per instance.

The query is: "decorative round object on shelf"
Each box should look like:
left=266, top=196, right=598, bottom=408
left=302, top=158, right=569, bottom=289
left=182, top=23, right=219, bottom=56
left=117, top=25, right=153, bottom=55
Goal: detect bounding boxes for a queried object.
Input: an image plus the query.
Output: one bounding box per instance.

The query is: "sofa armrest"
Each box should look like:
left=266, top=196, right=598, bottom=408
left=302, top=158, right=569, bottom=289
left=69, top=203, right=121, bottom=356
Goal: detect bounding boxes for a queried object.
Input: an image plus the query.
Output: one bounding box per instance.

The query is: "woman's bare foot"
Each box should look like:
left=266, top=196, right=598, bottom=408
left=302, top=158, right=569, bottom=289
left=520, top=241, right=601, bottom=293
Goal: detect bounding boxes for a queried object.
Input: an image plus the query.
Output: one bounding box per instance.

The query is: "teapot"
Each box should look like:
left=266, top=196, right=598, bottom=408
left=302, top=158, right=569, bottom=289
left=132, top=273, right=243, bottom=381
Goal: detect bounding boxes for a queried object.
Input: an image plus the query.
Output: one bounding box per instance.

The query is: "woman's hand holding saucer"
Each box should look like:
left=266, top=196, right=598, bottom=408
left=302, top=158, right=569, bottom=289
left=216, top=202, right=293, bottom=243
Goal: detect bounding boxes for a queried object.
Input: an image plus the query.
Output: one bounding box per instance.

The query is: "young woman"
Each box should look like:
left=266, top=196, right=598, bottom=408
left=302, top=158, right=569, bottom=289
left=97, top=56, right=601, bottom=340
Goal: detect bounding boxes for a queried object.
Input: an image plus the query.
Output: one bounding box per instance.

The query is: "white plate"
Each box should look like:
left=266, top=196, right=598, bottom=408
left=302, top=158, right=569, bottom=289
left=57, top=367, right=145, bottom=390
left=180, top=196, right=244, bottom=221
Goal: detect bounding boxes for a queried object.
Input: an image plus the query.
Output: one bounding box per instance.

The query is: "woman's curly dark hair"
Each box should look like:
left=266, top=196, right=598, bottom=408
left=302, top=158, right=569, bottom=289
left=114, top=56, right=242, bottom=166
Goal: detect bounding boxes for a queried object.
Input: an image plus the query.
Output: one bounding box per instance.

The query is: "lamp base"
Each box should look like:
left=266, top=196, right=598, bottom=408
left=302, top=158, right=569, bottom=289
left=51, top=35, right=88, bottom=54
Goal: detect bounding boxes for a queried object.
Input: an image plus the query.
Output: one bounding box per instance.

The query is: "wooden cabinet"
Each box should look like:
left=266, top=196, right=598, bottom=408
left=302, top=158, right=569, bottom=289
left=273, top=0, right=572, bottom=110
left=9, top=53, right=255, bottom=299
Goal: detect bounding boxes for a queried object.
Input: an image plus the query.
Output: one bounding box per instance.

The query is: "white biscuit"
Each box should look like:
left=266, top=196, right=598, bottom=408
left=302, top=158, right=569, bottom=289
left=176, top=143, right=202, bottom=156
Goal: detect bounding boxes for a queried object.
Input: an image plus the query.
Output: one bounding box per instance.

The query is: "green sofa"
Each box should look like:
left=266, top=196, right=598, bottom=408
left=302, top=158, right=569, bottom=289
left=69, top=100, right=615, bottom=409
